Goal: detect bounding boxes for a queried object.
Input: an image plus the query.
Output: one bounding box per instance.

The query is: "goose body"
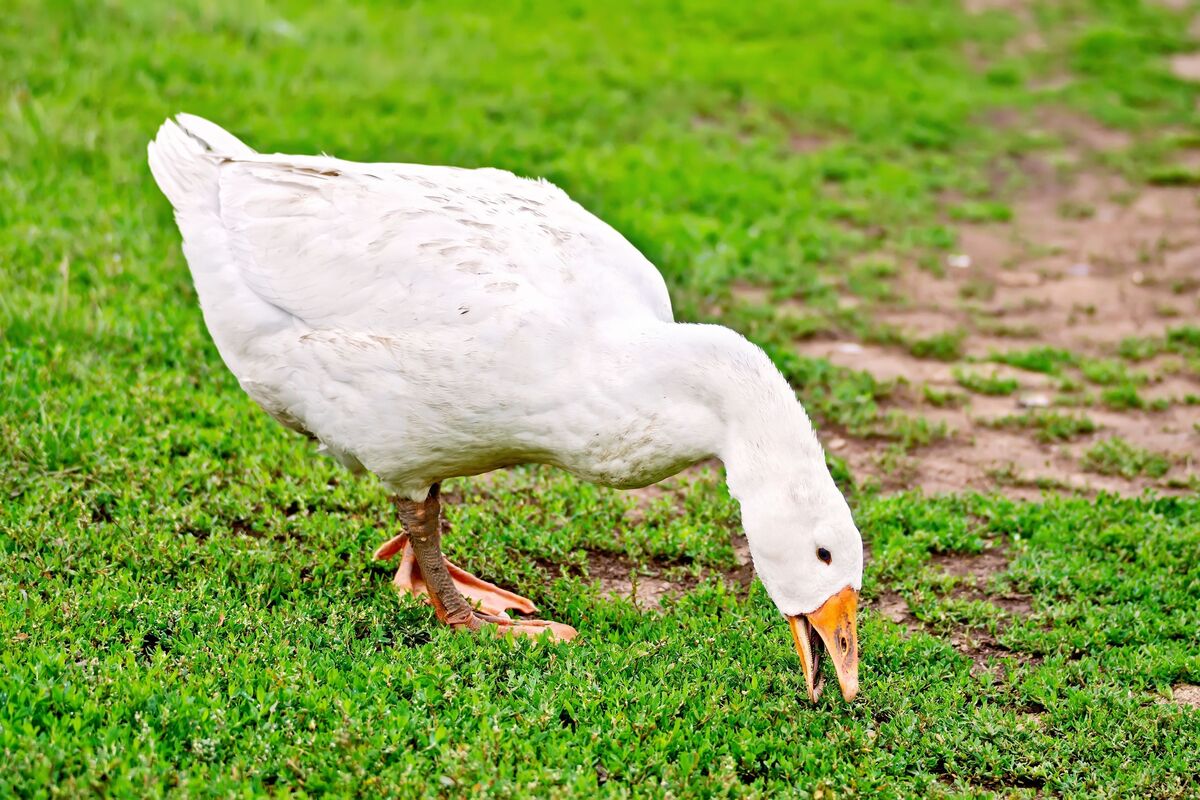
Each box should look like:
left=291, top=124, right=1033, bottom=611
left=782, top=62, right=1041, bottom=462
left=149, top=115, right=863, bottom=700
left=149, top=115, right=715, bottom=498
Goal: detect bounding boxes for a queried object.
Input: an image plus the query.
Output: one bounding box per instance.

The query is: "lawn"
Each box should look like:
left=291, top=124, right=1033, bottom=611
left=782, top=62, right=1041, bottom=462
left=3, top=0, right=1200, bottom=797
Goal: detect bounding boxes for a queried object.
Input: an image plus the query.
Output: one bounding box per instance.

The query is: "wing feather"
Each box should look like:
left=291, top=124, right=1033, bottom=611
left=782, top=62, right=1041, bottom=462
left=213, top=155, right=673, bottom=333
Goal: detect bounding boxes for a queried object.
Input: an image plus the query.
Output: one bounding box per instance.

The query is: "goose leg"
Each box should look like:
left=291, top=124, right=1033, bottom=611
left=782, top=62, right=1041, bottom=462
left=375, top=484, right=577, bottom=640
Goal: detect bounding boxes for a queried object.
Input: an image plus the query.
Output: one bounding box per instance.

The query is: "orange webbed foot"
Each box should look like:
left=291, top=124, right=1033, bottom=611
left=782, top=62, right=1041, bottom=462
left=374, top=534, right=573, bottom=639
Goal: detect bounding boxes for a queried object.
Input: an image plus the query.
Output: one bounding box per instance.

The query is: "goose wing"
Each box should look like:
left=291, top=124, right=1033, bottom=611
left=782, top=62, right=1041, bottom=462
left=214, top=153, right=674, bottom=333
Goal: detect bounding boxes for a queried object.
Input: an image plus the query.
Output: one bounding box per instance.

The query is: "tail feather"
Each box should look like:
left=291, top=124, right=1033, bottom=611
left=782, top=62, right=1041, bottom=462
left=174, top=113, right=255, bottom=157
left=147, top=115, right=286, bottom=376
left=147, top=114, right=254, bottom=212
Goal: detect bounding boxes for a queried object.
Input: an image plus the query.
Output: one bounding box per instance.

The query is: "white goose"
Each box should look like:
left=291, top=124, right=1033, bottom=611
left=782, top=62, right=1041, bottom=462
left=148, top=114, right=863, bottom=702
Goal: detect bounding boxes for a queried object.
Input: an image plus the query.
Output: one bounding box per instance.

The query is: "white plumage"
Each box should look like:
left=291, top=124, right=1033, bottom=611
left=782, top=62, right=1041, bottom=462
left=148, top=114, right=700, bottom=496
left=148, top=115, right=863, bottom=689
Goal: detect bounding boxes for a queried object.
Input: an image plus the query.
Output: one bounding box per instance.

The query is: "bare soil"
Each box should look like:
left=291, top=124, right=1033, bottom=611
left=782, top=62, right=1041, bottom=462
left=1172, top=52, right=1200, bottom=82
left=795, top=110, right=1200, bottom=497
left=962, top=0, right=1030, bottom=15
left=1168, top=684, right=1200, bottom=708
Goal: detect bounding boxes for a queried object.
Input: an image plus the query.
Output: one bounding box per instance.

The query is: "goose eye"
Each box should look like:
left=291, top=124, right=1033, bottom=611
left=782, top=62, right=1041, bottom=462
left=817, top=547, right=832, bottom=564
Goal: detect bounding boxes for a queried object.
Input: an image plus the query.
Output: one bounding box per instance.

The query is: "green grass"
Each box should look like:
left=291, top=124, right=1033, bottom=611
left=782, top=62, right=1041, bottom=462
left=1100, top=383, right=1146, bottom=411
left=6, top=481, right=1200, bottom=796
left=1118, top=326, right=1200, bottom=363
left=4, top=0, right=1200, bottom=796
left=1079, top=359, right=1146, bottom=387
left=1146, top=164, right=1200, bottom=186
left=948, top=200, right=1013, bottom=223
left=990, top=347, right=1078, bottom=376
left=923, top=384, right=967, bottom=408
left=908, top=329, right=968, bottom=362
left=954, top=369, right=1020, bottom=396
left=985, top=411, right=1099, bottom=443
left=1081, top=438, right=1173, bottom=480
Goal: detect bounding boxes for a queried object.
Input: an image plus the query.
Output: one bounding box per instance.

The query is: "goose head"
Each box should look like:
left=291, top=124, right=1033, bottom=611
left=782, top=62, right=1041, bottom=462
left=736, top=473, right=863, bottom=703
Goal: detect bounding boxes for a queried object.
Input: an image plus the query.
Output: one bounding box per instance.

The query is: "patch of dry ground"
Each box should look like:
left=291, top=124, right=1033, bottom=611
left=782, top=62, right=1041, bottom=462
left=790, top=109, right=1200, bottom=498
left=1165, top=684, right=1200, bottom=708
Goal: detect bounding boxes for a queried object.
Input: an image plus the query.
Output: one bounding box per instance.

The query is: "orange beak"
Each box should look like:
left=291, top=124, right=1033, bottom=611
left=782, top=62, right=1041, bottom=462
left=787, top=586, right=859, bottom=703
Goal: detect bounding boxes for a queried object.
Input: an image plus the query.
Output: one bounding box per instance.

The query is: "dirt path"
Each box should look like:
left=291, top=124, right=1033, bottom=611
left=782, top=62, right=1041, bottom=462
left=794, top=109, right=1200, bottom=497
